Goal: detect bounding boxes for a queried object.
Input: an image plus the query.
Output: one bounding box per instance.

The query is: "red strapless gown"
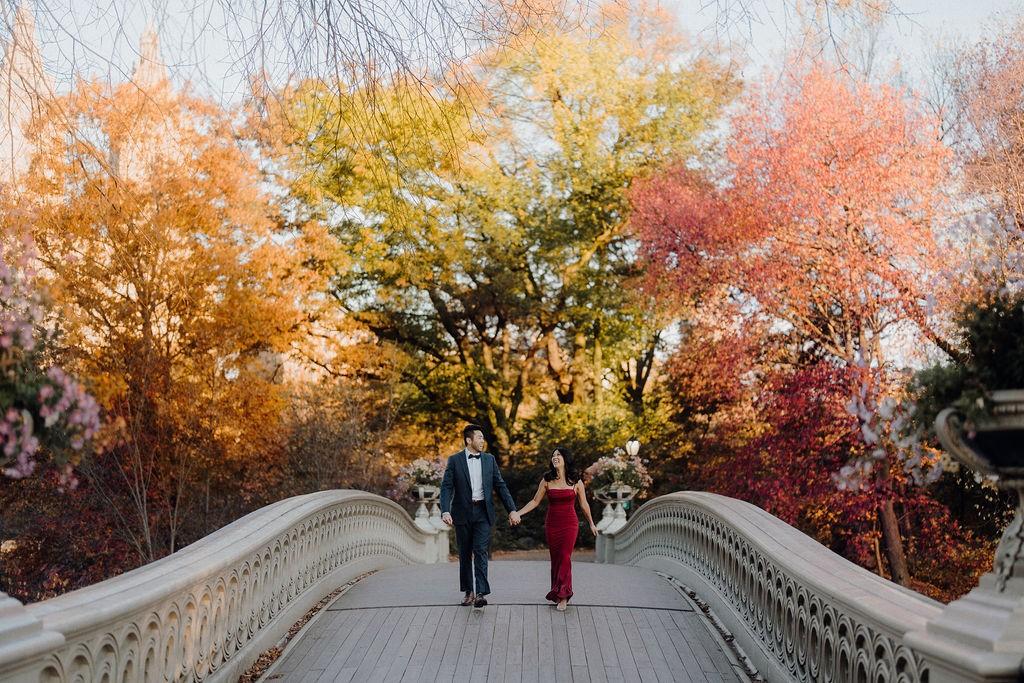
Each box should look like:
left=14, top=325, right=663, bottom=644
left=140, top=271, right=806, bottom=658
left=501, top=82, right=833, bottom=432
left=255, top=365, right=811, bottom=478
left=545, top=487, right=578, bottom=602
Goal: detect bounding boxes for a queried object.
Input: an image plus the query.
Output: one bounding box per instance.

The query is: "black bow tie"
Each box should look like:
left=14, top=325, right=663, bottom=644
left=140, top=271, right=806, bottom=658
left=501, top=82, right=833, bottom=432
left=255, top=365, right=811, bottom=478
left=468, top=453, right=481, bottom=459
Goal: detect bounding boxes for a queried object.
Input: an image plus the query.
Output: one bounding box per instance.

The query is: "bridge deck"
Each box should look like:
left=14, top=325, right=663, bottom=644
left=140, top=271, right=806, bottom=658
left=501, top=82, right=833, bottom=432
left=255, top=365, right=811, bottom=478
left=263, top=561, right=748, bottom=683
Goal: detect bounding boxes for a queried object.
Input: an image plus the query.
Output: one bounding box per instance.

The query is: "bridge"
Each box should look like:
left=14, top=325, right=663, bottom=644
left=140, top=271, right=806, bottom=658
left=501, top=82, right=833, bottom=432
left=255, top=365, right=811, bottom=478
left=0, top=490, right=1021, bottom=682
left=263, top=561, right=747, bottom=682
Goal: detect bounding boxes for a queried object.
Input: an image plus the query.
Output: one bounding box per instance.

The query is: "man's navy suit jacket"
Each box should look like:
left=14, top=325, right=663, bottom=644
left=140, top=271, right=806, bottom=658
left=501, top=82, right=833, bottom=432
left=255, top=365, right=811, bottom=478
left=439, top=449, right=516, bottom=526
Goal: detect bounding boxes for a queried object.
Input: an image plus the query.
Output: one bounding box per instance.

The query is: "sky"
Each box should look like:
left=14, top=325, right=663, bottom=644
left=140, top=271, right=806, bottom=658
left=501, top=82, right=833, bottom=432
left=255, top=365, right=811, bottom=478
left=670, top=0, right=1018, bottom=87
left=9, top=0, right=1022, bottom=106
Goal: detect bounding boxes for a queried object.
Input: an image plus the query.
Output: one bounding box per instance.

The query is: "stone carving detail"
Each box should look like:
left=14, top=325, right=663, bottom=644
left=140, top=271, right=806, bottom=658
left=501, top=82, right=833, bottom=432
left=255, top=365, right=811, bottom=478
left=607, top=498, right=932, bottom=683
left=1, top=492, right=446, bottom=683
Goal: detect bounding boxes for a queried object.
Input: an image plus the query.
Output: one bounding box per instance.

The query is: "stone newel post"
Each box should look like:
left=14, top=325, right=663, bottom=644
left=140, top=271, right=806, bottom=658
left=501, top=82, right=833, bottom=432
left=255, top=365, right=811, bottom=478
left=411, top=483, right=449, bottom=562
left=596, top=437, right=641, bottom=563
left=905, top=390, right=1024, bottom=682
left=0, top=592, right=64, bottom=681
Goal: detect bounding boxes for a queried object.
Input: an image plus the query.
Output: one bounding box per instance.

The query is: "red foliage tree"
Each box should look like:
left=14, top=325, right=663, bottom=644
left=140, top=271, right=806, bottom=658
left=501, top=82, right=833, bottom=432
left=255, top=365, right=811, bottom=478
left=697, top=364, right=880, bottom=561
left=690, top=361, right=990, bottom=601
left=633, top=63, right=958, bottom=584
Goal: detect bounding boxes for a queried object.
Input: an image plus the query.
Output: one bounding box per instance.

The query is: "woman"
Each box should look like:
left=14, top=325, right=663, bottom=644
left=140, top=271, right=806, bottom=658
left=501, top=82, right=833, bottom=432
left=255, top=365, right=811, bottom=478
left=514, top=447, right=599, bottom=611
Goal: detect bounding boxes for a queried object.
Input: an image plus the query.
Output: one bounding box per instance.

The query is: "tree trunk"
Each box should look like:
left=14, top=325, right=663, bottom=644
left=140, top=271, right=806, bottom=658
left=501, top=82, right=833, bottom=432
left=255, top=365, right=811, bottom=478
left=570, top=331, right=588, bottom=403
left=873, top=536, right=886, bottom=579
left=878, top=498, right=910, bottom=585
left=489, top=422, right=513, bottom=467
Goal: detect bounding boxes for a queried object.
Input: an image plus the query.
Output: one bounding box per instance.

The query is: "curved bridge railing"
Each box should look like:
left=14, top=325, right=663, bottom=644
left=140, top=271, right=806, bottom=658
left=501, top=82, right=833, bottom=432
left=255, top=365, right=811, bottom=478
left=0, top=490, right=449, bottom=683
left=597, top=491, right=1022, bottom=683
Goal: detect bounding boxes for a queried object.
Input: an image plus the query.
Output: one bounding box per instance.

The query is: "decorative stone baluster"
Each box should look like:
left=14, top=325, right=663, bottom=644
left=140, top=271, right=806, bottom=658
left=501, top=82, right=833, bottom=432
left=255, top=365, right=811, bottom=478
left=595, top=488, right=615, bottom=532
left=428, top=500, right=445, bottom=530
left=412, top=484, right=439, bottom=532
left=603, top=484, right=635, bottom=534
left=431, top=502, right=451, bottom=564
left=598, top=490, right=1014, bottom=683
left=594, top=488, right=614, bottom=564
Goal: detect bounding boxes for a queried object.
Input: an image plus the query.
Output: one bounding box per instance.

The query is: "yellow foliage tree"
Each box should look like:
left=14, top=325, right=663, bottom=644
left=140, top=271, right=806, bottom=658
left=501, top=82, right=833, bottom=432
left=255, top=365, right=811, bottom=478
left=268, top=1, right=737, bottom=458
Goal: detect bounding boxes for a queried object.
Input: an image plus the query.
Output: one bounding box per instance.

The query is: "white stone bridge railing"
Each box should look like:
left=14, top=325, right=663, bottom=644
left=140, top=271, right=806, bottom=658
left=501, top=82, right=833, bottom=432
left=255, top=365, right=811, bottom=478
left=596, top=491, right=1023, bottom=683
left=0, top=491, right=449, bottom=683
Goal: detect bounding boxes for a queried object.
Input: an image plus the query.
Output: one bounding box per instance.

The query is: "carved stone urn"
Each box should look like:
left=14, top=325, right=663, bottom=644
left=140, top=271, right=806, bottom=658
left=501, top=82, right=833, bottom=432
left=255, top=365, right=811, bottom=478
left=935, top=390, right=1024, bottom=592
left=413, top=483, right=440, bottom=501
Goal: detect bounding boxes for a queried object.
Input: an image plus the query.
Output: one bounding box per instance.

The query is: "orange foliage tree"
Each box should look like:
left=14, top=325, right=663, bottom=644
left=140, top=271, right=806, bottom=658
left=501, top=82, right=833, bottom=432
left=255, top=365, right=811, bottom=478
left=9, top=73, right=330, bottom=564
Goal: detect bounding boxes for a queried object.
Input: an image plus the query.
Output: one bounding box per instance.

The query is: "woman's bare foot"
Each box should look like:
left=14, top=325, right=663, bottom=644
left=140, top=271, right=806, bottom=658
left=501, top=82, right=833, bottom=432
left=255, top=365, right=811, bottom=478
left=556, top=599, right=568, bottom=611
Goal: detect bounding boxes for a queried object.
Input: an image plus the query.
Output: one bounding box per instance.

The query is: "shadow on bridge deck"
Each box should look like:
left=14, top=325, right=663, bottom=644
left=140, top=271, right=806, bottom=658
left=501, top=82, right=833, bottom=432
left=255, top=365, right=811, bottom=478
left=262, top=561, right=750, bottom=683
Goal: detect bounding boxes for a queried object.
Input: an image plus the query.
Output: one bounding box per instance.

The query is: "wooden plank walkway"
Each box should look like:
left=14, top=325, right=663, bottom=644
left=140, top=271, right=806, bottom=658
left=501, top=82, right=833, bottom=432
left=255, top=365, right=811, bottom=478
left=262, top=561, right=748, bottom=683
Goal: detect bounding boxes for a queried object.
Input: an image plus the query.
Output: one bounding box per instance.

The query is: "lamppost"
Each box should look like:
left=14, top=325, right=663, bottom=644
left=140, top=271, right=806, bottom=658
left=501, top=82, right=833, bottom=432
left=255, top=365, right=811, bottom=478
left=623, top=437, right=640, bottom=514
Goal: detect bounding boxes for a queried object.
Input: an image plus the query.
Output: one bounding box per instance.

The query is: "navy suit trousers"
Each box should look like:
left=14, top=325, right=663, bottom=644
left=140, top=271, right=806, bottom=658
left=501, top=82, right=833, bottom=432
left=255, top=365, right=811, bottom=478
left=454, top=502, right=492, bottom=595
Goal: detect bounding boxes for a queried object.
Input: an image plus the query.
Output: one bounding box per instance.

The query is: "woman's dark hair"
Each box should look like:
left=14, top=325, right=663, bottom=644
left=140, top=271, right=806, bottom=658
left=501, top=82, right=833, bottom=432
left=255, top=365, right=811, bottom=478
left=543, top=446, right=578, bottom=485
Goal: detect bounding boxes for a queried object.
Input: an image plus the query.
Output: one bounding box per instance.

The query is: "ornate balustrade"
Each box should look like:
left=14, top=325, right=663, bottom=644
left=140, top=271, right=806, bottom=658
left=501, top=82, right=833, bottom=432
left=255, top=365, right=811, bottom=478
left=597, top=491, right=1023, bottom=683
left=0, top=491, right=449, bottom=683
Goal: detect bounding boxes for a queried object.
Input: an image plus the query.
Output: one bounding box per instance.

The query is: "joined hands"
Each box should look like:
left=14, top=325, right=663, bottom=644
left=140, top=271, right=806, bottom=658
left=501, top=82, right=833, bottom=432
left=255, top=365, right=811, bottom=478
left=441, top=511, right=521, bottom=526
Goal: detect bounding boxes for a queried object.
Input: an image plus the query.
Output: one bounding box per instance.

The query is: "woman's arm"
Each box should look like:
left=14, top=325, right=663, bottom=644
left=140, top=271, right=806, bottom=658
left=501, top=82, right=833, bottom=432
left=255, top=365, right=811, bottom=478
left=576, top=481, right=599, bottom=534
left=516, top=479, right=547, bottom=517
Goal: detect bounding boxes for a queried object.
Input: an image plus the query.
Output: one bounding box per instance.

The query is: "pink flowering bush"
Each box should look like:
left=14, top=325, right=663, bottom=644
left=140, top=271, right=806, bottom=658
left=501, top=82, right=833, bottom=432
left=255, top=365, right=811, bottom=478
left=0, top=242, right=100, bottom=485
left=388, top=457, right=446, bottom=500
left=583, top=448, right=652, bottom=495
left=837, top=377, right=943, bottom=492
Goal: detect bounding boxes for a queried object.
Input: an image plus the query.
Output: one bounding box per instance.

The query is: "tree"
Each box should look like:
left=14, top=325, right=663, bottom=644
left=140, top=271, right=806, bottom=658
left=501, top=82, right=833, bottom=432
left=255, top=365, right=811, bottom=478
left=633, top=62, right=954, bottom=584
left=271, top=2, right=736, bottom=458
left=690, top=361, right=991, bottom=601
left=14, top=71, right=330, bottom=562
left=947, top=18, right=1024, bottom=290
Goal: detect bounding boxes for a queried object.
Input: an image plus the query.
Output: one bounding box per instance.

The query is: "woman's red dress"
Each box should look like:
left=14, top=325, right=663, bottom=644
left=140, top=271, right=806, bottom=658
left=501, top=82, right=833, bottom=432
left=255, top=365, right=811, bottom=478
left=544, top=487, right=578, bottom=602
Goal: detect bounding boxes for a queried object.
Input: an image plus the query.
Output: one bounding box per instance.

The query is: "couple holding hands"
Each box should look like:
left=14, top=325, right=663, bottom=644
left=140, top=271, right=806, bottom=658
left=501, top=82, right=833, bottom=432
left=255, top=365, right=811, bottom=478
left=439, top=424, right=599, bottom=612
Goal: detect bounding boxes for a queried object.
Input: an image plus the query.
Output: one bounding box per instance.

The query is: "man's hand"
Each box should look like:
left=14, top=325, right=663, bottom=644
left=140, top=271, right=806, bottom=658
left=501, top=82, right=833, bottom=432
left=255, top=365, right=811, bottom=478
left=442, top=512, right=453, bottom=526
left=509, top=511, right=522, bottom=526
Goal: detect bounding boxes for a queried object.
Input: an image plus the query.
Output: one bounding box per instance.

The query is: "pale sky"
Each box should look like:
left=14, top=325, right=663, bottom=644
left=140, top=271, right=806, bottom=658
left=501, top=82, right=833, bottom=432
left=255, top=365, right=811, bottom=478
left=667, top=0, right=1021, bottom=101
left=11, top=0, right=1023, bottom=104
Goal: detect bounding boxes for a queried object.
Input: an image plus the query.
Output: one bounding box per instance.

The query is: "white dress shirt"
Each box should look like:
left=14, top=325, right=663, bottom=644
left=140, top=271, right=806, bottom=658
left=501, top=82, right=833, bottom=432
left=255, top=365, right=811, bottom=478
left=466, top=450, right=484, bottom=501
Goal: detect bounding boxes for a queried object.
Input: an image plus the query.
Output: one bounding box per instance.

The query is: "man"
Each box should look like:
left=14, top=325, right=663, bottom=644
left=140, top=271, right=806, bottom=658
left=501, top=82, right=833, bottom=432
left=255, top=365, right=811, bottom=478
left=440, top=424, right=520, bottom=607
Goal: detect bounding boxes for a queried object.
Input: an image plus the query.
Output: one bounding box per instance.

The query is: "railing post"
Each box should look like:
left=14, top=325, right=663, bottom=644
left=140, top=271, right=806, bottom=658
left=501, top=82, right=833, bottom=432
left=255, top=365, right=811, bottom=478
left=595, top=489, right=614, bottom=534
left=0, top=592, right=64, bottom=682
left=595, top=530, right=616, bottom=564
left=428, top=501, right=450, bottom=563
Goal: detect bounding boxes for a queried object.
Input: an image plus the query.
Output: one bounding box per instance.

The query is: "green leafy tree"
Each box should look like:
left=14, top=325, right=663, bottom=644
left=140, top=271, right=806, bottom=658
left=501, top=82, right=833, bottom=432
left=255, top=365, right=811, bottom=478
left=272, top=2, right=736, bottom=459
